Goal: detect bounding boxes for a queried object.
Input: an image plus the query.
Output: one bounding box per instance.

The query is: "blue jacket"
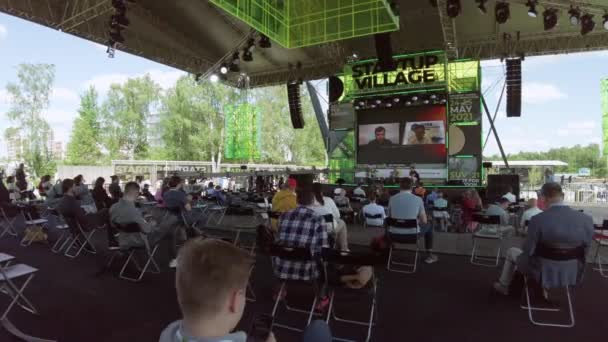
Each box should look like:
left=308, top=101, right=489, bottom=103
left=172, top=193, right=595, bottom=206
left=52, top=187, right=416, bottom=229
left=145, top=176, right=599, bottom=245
left=517, top=204, right=594, bottom=288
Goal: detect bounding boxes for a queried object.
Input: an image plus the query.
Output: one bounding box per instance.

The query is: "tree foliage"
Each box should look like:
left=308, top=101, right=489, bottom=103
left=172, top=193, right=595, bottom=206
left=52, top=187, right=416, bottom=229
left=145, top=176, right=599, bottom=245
left=4, top=63, right=56, bottom=178
left=65, top=87, right=103, bottom=165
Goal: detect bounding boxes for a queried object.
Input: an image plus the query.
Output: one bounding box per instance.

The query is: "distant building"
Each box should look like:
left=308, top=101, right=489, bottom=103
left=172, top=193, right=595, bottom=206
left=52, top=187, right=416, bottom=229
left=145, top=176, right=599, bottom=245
left=6, top=133, right=23, bottom=161
left=147, top=112, right=162, bottom=148
left=52, top=141, right=64, bottom=160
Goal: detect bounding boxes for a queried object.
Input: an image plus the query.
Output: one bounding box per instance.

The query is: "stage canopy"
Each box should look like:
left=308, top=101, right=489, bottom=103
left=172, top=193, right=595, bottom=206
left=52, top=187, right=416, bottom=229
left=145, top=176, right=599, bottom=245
left=1, top=0, right=608, bottom=87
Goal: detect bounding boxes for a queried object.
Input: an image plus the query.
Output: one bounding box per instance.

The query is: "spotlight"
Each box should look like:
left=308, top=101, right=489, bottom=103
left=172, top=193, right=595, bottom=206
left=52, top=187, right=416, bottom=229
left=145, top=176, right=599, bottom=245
left=543, top=9, right=558, bottom=31
left=229, top=61, right=240, bottom=73
left=603, top=14, right=608, bottom=30
left=370, top=104, right=376, bottom=109
left=220, top=64, right=229, bottom=74
left=259, top=34, right=271, bottom=48
left=476, top=0, right=487, bottom=14
left=405, top=101, right=412, bottom=106
left=495, top=2, right=510, bottom=24
left=440, top=99, right=447, bottom=104
left=393, top=97, right=400, bottom=103
left=354, top=105, right=360, bottom=110
left=526, top=1, right=537, bottom=18
left=358, top=101, right=365, bottom=106
left=194, top=73, right=202, bottom=82
left=375, top=99, right=382, bottom=104
left=386, top=103, right=393, bottom=108
left=446, top=0, right=461, bottom=18
left=352, top=53, right=359, bottom=59
left=581, top=14, right=595, bottom=35
left=569, top=7, right=581, bottom=26
left=423, top=99, right=430, bottom=104
left=430, top=94, right=437, bottom=100
left=411, top=96, right=418, bottom=101
left=242, top=50, right=253, bottom=62
left=209, top=74, right=219, bottom=83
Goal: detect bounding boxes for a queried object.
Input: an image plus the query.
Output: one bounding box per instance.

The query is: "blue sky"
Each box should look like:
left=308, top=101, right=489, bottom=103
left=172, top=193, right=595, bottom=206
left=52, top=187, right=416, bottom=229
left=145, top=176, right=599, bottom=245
left=0, top=12, right=607, bottom=159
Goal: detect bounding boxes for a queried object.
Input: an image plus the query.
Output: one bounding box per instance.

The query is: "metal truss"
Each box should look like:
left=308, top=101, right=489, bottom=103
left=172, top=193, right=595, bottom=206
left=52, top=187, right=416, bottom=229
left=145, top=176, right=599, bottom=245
left=435, top=0, right=459, bottom=60
left=58, top=0, right=112, bottom=32
left=509, top=0, right=608, bottom=13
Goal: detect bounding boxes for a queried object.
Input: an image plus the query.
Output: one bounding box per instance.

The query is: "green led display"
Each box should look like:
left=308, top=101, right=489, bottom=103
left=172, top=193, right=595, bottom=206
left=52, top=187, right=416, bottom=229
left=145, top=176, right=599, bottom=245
left=224, top=102, right=261, bottom=161
left=210, top=0, right=399, bottom=48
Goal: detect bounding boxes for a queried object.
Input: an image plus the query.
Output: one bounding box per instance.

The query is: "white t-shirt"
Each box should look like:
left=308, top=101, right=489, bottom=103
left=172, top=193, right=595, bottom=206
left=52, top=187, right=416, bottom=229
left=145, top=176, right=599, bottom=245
left=353, top=187, right=366, bottom=198
left=310, top=196, right=341, bottom=229
left=503, top=192, right=516, bottom=203
left=520, top=207, right=543, bottom=227
left=362, top=202, right=386, bottom=227
left=388, top=190, right=425, bottom=233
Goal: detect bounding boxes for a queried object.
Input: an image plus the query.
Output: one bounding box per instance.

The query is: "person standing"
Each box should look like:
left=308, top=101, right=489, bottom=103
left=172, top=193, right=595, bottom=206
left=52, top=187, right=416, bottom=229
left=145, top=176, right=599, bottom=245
left=387, top=177, right=438, bottom=264
left=15, top=163, right=27, bottom=192
left=109, top=175, right=122, bottom=201
left=409, top=166, right=420, bottom=184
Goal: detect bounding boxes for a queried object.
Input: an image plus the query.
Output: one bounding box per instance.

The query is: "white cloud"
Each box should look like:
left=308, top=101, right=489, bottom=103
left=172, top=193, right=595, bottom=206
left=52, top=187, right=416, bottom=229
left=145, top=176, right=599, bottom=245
left=523, top=82, right=567, bottom=105
left=92, top=42, right=107, bottom=51
left=52, top=87, right=79, bottom=104
left=556, top=120, right=597, bottom=137
left=83, top=69, right=186, bottom=94
left=0, top=89, right=11, bottom=104
left=0, top=24, right=7, bottom=40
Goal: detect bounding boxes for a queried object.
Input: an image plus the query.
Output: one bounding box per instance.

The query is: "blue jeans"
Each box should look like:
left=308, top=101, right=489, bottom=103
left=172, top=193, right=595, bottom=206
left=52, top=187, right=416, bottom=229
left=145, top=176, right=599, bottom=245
left=301, top=320, right=332, bottom=342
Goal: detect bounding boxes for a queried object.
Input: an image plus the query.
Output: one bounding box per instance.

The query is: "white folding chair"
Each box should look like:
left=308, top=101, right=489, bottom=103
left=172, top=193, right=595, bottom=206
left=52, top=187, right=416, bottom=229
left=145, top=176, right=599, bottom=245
left=62, top=216, right=97, bottom=258
left=593, top=221, right=608, bottom=278
left=0, top=261, right=38, bottom=320
left=386, top=218, right=421, bottom=274
left=0, top=206, right=19, bottom=239
left=20, top=215, right=49, bottom=247
left=470, top=214, right=503, bottom=267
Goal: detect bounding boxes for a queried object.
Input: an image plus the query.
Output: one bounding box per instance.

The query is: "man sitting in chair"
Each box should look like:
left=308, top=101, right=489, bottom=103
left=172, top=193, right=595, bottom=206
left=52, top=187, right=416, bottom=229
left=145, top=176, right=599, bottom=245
left=163, top=175, right=205, bottom=232
left=387, top=177, right=438, bottom=264
left=362, top=193, right=386, bottom=227
left=519, top=198, right=543, bottom=234
left=493, top=183, right=594, bottom=296
left=110, top=182, right=180, bottom=268
left=432, top=192, right=450, bottom=232
left=481, top=197, right=515, bottom=237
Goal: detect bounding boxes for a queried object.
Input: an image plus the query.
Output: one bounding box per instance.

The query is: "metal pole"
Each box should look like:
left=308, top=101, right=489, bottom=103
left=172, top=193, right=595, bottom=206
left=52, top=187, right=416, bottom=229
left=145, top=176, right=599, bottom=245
left=483, top=81, right=506, bottom=150
left=481, top=94, right=510, bottom=170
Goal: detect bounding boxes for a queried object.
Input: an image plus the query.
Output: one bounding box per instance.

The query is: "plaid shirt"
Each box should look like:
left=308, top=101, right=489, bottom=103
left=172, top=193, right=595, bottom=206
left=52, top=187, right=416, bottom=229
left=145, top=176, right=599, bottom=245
left=273, top=206, right=329, bottom=281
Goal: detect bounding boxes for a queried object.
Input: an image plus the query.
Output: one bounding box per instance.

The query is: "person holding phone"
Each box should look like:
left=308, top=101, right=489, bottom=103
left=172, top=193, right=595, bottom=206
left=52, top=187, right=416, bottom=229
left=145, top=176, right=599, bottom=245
left=159, top=238, right=332, bottom=342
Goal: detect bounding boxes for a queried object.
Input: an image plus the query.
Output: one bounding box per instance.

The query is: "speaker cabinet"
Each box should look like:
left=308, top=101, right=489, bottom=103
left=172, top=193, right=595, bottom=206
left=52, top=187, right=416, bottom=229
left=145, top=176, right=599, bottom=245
left=328, top=76, right=344, bottom=103
left=287, top=83, right=304, bottom=129
left=487, top=174, right=520, bottom=202
left=374, top=33, right=395, bottom=71
left=506, top=59, right=521, bottom=117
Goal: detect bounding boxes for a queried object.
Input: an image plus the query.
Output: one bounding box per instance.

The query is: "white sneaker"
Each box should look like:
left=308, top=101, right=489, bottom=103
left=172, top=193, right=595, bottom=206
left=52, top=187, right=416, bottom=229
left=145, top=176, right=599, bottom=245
left=493, top=282, right=509, bottom=296
left=424, top=254, right=439, bottom=264
left=169, top=259, right=178, bottom=269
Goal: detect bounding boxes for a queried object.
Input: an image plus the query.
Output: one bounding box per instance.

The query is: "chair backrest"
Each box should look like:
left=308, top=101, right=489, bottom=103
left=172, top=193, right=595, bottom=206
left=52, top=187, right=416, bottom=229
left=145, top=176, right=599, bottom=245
left=61, top=214, right=81, bottom=234
left=432, top=207, right=448, bottom=211
left=534, top=243, right=585, bottom=261
left=386, top=218, right=417, bottom=228
left=321, top=248, right=378, bottom=266
left=365, top=213, right=383, bottom=219
left=600, top=220, right=608, bottom=231
left=166, top=206, right=182, bottom=216
left=268, top=211, right=282, bottom=219
left=323, top=214, right=333, bottom=223
left=472, top=214, right=500, bottom=225
left=112, top=221, right=142, bottom=233
left=269, top=244, right=312, bottom=262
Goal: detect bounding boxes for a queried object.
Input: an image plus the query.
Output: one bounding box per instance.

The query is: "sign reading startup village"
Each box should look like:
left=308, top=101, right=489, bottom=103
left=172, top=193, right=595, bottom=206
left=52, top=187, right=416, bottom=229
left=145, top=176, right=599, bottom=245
left=343, top=51, right=446, bottom=98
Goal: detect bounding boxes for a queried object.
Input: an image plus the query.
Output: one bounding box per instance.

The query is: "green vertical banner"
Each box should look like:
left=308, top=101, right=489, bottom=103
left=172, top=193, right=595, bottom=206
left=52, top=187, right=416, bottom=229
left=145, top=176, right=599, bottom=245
left=224, top=103, right=261, bottom=161
left=602, top=79, right=608, bottom=156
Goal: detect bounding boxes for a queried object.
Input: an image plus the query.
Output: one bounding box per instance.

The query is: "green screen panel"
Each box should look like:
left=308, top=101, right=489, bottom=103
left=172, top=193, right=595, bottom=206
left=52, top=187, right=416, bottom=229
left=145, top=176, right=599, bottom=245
left=224, top=103, right=262, bottom=161
left=210, top=0, right=399, bottom=48
left=448, top=60, right=480, bottom=93
left=328, top=131, right=355, bottom=183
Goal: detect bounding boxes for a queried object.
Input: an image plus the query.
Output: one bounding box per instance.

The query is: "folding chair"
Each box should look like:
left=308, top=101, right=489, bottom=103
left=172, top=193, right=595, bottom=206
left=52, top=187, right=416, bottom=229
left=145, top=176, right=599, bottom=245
left=520, top=244, right=585, bottom=328
left=206, top=200, right=227, bottom=226
left=593, top=220, right=608, bottom=278
left=106, top=222, right=160, bottom=282
left=269, top=244, right=323, bottom=333
left=470, top=214, right=503, bottom=267
left=362, top=213, right=384, bottom=229
left=322, top=248, right=378, bottom=342
left=0, top=260, right=38, bottom=320
left=20, top=211, right=48, bottom=247
left=0, top=253, right=14, bottom=267
left=431, top=207, right=449, bottom=232
left=62, top=215, right=97, bottom=259
left=0, top=206, right=19, bottom=239
left=386, top=218, right=421, bottom=273
left=48, top=211, right=71, bottom=254
left=322, top=214, right=336, bottom=247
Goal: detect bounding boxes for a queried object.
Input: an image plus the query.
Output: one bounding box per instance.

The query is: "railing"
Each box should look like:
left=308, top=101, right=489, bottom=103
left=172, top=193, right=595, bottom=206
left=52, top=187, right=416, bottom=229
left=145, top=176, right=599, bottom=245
left=519, top=183, right=608, bottom=205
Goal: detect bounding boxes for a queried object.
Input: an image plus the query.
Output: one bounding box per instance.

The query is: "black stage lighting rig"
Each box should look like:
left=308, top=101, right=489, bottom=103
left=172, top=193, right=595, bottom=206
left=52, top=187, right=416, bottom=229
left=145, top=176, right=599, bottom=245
left=495, top=2, right=510, bottom=24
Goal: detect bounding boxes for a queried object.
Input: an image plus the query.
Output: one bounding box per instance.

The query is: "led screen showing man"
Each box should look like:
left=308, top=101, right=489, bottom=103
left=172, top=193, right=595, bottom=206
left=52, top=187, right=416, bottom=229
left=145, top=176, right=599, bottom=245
left=358, top=123, right=399, bottom=148
left=404, top=121, right=445, bottom=145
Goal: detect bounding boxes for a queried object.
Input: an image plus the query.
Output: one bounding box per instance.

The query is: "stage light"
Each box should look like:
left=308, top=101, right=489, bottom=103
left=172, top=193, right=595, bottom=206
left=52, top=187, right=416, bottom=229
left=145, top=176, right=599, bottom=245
left=386, top=103, right=393, bottom=108
left=430, top=94, right=437, bottom=100
left=446, top=0, right=461, bottom=18
left=358, top=100, right=365, bottom=106
left=543, top=9, right=558, bottom=31
left=352, top=53, right=359, bottom=59
left=370, top=104, right=376, bottom=109
left=495, top=2, right=510, bottom=24
left=393, top=97, right=400, bottom=103
left=405, top=101, right=412, bottom=106
left=220, top=64, right=228, bottom=74
left=354, top=105, right=360, bottom=110
left=581, top=14, right=595, bottom=35
left=603, top=14, right=608, bottom=30
left=569, top=7, right=580, bottom=26
left=375, top=99, right=382, bottom=104
left=423, top=99, right=430, bottom=104
left=229, top=61, right=240, bottom=72
left=411, top=96, right=418, bottom=101
left=476, top=0, right=487, bottom=14
left=209, top=74, right=219, bottom=83
left=243, top=50, right=253, bottom=62
left=526, top=1, right=537, bottom=18
left=440, top=99, right=447, bottom=104
left=259, top=34, right=271, bottom=48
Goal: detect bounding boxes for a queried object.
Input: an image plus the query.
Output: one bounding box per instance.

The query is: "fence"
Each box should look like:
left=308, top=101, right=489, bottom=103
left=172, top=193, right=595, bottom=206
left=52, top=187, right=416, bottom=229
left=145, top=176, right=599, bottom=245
left=520, top=183, right=608, bottom=205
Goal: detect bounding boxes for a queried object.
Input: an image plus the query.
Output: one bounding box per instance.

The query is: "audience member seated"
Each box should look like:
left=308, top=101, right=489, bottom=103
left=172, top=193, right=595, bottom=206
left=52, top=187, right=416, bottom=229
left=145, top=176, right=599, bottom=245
left=311, top=182, right=349, bottom=251
left=413, top=182, right=426, bottom=198
left=462, top=189, right=481, bottom=232
left=274, top=186, right=330, bottom=311
left=425, top=189, right=439, bottom=206
left=91, top=177, right=118, bottom=248
left=387, top=177, right=438, bottom=264
left=155, top=178, right=170, bottom=207
left=74, top=175, right=95, bottom=207
left=109, top=175, right=122, bottom=201
left=214, top=185, right=226, bottom=205
left=493, top=183, right=594, bottom=296
left=333, top=188, right=352, bottom=210
left=270, top=178, right=297, bottom=232
left=141, top=184, right=155, bottom=201
left=362, top=193, right=386, bottom=227
left=5, top=176, right=18, bottom=201
left=353, top=182, right=366, bottom=198
left=520, top=198, right=543, bottom=232
left=44, top=180, right=64, bottom=208
left=502, top=186, right=517, bottom=204
left=38, top=175, right=52, bottom=198
left=56, top=179, right=108, bottom=244
left=111, top=182, right=179, bottom=267
left=205, top=182, right=216, bottom=198
left=432, top=192, right=450, bottom=232
left=485, top=197, right=511, bottom=226
left=159, top=238, right=332, bottom=342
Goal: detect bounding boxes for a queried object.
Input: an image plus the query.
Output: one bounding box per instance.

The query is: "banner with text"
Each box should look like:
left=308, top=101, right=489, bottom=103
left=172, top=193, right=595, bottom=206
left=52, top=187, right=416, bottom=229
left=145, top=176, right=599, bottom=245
left=448, top=92, right=481, bottom=124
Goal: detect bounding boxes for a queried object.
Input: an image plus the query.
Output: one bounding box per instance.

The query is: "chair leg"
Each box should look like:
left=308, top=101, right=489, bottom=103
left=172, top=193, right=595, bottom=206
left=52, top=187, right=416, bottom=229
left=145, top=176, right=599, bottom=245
left=470, top=237, right=502, bottom=267
left=51, top=231, right=68, bottom=253
left=387, top=242, right=419, bottom=273
left=593, top=244, right=608, bottom=278
left=1, top=274, right=38, bottom=320
left=524, top=277, right=575, bottom=328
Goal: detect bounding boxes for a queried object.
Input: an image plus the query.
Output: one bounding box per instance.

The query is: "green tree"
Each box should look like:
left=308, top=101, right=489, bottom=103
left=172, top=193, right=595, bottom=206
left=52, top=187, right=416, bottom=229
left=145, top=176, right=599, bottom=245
left=65, top=87, right=103, bottom=165
left=100, top=74, right=161, bottom=161
left=4, top=63, right=56, bottom=178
